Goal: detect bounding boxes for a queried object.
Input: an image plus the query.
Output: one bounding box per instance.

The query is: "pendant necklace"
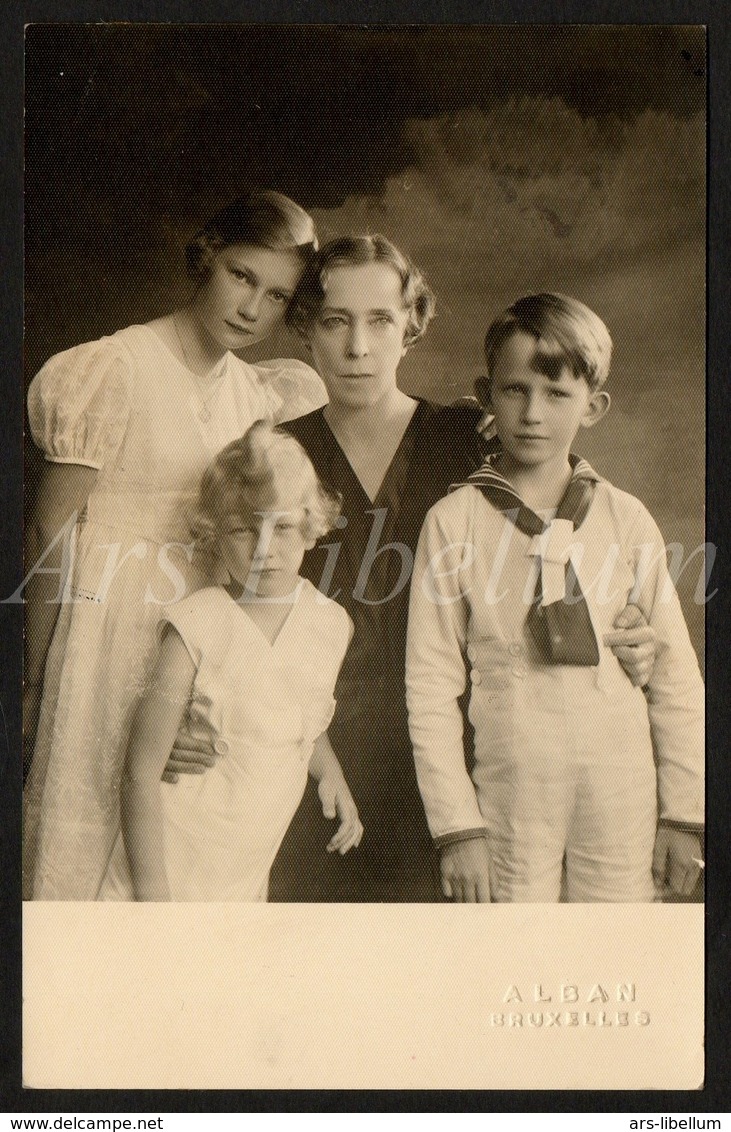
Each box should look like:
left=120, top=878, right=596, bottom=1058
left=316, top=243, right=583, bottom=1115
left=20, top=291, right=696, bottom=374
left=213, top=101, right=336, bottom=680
left=173, top=312, right=226, bottom=424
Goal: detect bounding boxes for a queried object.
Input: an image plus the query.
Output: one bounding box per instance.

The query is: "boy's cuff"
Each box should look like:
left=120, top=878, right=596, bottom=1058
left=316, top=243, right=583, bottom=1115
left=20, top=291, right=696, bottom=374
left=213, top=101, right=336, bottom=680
left=434, top=827, right=487, bottom=850
left=658, top=818, right=705, bottom=835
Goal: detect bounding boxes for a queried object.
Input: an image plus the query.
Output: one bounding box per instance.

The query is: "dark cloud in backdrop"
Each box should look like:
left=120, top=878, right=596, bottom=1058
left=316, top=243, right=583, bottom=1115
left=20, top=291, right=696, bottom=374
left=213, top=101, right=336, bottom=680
left=24, top=23, right=707, bottom=654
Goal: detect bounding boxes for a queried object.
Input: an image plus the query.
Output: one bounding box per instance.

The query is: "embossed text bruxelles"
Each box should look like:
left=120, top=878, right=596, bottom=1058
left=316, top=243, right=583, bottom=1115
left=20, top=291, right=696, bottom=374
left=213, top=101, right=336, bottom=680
left=491, top=983, right=651, bottom=1027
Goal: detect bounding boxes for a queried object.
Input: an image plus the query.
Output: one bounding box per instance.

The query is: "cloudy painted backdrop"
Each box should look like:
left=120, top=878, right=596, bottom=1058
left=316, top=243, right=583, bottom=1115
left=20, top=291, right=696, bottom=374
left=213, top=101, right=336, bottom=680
left=25, top=24, right=707, bottom=653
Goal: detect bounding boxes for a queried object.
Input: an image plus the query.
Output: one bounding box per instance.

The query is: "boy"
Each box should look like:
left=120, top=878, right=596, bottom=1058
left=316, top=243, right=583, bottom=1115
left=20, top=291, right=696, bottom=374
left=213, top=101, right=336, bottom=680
left=405, top=293, right=704, bottom=902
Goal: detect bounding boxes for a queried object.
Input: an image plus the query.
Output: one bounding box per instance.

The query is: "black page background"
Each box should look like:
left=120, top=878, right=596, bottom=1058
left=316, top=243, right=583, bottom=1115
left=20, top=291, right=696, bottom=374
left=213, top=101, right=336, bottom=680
left=2, top=0, right=729, bottom=1113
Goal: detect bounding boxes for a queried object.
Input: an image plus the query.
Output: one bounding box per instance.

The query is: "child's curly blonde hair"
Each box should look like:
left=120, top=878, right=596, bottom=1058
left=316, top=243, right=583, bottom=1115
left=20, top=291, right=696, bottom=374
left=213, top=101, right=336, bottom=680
left=189, top=420, right=341, bottom=552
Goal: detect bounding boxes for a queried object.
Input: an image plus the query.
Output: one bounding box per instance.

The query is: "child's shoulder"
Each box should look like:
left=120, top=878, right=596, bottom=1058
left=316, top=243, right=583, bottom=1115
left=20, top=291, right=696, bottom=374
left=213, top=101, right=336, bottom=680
left=592, top=476, right=660, bottom=533
left=172, top=586, right=233, bottom=616
left=298, top=577, right=351, bottom=622
left=422, top=481, right=498, bottom=531
left=162, top=587, right=236, bottom=644
left=297, top=578, right=353, bottom=641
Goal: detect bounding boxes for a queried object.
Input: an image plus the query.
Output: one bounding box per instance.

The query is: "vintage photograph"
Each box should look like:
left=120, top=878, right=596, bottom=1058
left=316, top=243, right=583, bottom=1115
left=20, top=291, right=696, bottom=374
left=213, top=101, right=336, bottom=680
left=20, top=20, right=708, bottom=1090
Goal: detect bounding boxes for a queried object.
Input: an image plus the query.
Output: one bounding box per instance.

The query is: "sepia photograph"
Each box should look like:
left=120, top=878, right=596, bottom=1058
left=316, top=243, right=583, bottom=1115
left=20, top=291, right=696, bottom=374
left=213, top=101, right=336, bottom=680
left=12, top=11, right=720, bottom=1098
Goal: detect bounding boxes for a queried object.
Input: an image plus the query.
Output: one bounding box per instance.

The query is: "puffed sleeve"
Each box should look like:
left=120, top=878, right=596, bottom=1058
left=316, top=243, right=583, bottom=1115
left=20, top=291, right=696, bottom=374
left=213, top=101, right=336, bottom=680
left=253, top=358, right=328, bottom=424
left=27, top=336, right=133, bottom=470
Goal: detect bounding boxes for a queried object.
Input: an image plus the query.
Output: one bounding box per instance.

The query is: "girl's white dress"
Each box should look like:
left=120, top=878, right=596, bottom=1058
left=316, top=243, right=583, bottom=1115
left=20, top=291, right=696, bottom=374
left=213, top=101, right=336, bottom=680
left=99, top=583, right=352, bottom=902
left=23, top=324, right=327, bottom=900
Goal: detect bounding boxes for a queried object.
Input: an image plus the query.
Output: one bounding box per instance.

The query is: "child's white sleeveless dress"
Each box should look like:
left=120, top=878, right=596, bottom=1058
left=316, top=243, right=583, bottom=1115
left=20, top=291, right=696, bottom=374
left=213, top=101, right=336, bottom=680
left=23, top=325, right=327, bottom=900
left=99, top=582, right=352, bottom=901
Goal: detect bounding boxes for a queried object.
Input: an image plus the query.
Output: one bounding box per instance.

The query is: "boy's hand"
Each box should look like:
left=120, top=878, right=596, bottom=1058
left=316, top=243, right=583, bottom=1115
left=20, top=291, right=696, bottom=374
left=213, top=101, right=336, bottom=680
left=604, top=603, right=657, bottom=687
left=440, top=837, right=491, bottom=902
left=162, top=732, right=218, bottom=783
left=652, top=826, right=703, bottom=897
left=318, top=775, right=364, bottom=855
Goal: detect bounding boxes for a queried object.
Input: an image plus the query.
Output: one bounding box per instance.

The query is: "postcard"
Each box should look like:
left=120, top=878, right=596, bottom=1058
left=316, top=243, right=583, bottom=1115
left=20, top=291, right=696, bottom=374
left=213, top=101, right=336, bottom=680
left=18, top=18, right=711, bottom=1096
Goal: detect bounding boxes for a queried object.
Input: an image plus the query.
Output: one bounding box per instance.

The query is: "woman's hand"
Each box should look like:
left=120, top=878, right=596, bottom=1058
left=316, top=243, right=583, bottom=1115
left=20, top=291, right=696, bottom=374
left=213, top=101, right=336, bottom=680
left=318, top=774, right=364, bottom=854
left=162, top=731, right=218, bottom=783
left=603, top=603, right=657, bottom=687
left=439, top=837, right=491, bottom=902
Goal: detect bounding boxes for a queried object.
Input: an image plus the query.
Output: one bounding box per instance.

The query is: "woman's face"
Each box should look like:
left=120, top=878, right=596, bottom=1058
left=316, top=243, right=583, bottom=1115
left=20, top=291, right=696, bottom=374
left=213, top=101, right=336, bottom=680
left=305, top=262, right=410, bottom=410
left=192, top=244, right=304, bottom=351
left=218, top=490, right=312, bottom=599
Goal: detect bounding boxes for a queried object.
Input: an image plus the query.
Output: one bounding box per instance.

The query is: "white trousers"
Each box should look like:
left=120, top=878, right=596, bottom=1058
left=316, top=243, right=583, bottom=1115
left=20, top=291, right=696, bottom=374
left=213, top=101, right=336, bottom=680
left=478, top=755, right=659, bottom=903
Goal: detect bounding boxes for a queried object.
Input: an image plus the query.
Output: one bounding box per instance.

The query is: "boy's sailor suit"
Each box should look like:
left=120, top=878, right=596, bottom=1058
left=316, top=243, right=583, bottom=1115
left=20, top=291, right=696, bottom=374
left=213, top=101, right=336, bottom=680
left=405, top=454, right=704, bottom=902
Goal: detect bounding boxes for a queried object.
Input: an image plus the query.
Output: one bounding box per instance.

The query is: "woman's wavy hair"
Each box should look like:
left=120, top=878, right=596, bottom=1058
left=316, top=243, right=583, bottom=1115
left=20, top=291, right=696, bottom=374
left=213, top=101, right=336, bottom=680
left=483, top=292, right=613, bottom=392
left=185, top=191, right=319, bottom=285
left=189, top=420, right=341, bottom=551
left=285, top=233, right=436, bottom=347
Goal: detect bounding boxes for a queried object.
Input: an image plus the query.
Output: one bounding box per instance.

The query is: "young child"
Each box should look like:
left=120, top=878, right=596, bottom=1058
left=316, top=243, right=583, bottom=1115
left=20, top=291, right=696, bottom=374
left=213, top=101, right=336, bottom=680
left=405, top=293, right=704, bottom=903
left=99, top=421, right=362, bottom=901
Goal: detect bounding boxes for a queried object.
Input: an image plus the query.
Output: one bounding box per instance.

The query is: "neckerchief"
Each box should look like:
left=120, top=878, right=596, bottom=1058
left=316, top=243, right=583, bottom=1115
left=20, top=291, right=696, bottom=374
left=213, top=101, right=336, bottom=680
left=452, top=452, right=601, bottom=666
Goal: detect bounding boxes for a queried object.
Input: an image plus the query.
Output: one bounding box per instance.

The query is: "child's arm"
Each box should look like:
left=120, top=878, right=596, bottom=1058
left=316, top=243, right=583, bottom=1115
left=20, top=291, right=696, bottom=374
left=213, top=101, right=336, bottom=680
left=628, top=504, right=705, bottom=896
left=308, top=733, right=363, bottom=854
left=406, top=505, right=491, bottom=902
left=120, top=627, right=196, bottom=901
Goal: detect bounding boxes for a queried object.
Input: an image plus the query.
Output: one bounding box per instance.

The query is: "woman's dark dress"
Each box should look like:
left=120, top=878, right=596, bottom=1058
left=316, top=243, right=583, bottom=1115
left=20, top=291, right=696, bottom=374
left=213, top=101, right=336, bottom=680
left=269, top=399, right=485, bottom=901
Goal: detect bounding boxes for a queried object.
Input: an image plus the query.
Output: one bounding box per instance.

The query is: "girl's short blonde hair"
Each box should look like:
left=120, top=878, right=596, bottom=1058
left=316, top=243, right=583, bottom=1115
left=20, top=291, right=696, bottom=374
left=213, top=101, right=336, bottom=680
left=189, top=420, right=341, bottom=550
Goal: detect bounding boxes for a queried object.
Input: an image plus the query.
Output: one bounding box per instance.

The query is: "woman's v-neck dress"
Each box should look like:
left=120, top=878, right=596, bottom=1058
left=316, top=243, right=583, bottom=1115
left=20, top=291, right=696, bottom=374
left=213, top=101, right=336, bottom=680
left=23, top=324, right=327, bottom=900
left=271, top=400, right=486, bottom=901
left=99, top=583, right=351, bottom=902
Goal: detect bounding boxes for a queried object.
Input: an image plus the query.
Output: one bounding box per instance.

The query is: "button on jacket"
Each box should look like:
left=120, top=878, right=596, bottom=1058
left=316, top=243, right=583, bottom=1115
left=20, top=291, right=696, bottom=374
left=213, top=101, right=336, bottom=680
left=406, top=480, right=705, bottom=844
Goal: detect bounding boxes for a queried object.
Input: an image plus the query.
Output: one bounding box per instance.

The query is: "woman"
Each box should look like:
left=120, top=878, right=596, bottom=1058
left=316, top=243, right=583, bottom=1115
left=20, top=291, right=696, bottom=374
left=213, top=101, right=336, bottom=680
left=23, top=191, right=326, bottom=900
left=169, top=234, right=658, bottom=902
left=278, top=235, right=659, bottom=901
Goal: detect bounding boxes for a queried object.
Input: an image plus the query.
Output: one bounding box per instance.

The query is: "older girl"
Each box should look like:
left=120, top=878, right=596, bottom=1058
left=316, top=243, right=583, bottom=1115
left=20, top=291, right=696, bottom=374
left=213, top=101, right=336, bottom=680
left=23, top=191, right=327, bottom=900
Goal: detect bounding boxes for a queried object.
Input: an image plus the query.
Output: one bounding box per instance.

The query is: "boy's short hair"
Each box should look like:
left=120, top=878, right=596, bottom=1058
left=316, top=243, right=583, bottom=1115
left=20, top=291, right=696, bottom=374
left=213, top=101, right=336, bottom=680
left=189, top=420, right=340, bottom=549
left=185, top=191, right=318, bottom=284
left=484, top=293, right=613, bottom=391
left=285, top=233, right=436, bottom=347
